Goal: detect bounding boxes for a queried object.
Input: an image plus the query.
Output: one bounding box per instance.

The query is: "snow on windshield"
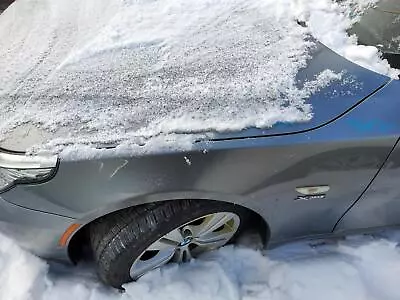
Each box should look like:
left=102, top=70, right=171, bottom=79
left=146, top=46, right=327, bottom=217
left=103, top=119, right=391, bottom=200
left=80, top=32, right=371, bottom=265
left=2, top=230, right=400, bottom=300
left=0, top=0, right=396, bottom=156
left=296, top=0, right=399, bottom=77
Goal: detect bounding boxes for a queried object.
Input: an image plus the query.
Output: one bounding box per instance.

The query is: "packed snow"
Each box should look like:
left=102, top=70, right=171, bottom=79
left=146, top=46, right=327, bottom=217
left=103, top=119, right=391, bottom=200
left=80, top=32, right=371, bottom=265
left=2, top=229, right=400, bottom=300
left=294, top=0, right=398, bottom=78
left=0, top=0, right=397, bottom=156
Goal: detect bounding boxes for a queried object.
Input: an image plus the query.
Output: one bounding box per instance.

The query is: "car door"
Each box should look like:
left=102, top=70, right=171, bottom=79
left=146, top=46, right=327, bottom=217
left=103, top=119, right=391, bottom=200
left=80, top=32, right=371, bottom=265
left=334, top=136, right=400, bottom=233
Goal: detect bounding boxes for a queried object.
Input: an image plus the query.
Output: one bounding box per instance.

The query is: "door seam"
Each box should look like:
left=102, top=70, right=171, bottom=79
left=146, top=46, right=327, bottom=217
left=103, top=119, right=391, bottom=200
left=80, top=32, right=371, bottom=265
left=332, top=136, right=400, bottom=232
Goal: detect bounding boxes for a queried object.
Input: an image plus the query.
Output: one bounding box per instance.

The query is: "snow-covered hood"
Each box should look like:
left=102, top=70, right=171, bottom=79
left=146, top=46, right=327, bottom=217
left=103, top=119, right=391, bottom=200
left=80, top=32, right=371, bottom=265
left=0, top=0, right=396, bottom=156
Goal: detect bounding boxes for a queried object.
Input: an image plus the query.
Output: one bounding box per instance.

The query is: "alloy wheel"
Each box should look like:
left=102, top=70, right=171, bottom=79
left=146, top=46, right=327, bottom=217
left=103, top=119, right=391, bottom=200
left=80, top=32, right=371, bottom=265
left=129, top=212, right=240, bottom=280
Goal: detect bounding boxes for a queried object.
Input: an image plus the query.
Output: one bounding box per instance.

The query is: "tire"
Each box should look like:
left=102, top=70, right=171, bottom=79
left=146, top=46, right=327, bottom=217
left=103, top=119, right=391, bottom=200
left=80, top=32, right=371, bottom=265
left=89, top=200, right=250, bottom=288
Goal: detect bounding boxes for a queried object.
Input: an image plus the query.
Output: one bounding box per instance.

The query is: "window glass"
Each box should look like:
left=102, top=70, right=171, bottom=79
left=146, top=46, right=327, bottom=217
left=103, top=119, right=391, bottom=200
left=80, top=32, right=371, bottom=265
left=350, top=0, right=400, bottom=55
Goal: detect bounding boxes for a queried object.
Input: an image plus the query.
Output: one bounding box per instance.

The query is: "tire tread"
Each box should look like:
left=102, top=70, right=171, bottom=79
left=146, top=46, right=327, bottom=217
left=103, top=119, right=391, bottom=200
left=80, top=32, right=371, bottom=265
left=89, top=200, right=246, bottom=287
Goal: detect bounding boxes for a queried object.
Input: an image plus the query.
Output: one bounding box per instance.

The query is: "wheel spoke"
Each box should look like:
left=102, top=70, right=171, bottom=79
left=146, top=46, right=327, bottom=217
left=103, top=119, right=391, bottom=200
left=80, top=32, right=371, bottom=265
left=129, top=211, right=240, bottom=281
left=130, top=248, right=176, bottom=279
left=174, top=248, right=184, bottom=262
left=183, top=247, right=192, bottom=261
left=195, top=213, right=233, bottom=236
left=164, top=228, right=184, bottom=244
left=194, top=231, right=234, bottom=247
left=148, top=233, right=180, bottom=250
left=174, top=247, right=192, bottom=262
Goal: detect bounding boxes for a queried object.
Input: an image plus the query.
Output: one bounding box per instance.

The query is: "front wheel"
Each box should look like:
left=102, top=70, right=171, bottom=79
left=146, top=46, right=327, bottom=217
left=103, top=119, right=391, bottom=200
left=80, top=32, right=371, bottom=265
left=89, top=200, right=250, bottom=288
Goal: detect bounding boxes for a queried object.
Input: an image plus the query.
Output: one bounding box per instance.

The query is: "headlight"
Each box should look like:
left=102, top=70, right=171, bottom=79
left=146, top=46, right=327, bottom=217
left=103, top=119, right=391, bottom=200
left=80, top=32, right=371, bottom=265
left=0, top=150, right=58, bottom=193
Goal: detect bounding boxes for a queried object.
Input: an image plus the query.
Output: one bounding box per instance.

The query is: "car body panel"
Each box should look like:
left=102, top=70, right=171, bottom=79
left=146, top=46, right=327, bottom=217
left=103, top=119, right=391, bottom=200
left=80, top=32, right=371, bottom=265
left=334, top=138, right=400, bottom=232
left=0, top=42, right=390, bottom=151
left=196, top=42, right=390, bottom=140
left=0, top=193, right=73, bottom=261
left=1, top=79, right=399, bottom=259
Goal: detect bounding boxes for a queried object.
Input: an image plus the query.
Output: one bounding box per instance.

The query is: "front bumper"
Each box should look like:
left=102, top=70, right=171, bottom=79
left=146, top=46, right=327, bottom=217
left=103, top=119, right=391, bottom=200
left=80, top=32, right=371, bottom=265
left=0, top=194, right=75, bottom=263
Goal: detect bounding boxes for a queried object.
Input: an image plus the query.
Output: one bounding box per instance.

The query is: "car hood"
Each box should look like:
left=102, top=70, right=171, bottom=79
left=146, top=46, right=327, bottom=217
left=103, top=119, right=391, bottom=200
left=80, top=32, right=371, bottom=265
left=0, top=42, right=390, bottom=153
left=210, top=43, right=391, bottom=141
left=0, top=0, right=391, bottom=153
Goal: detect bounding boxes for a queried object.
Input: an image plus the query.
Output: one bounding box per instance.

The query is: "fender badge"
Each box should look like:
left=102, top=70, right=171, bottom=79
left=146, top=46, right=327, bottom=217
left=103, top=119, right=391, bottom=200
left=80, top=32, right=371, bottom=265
left=295, top=194, right=326, bottom=201
left=296, top=185, right=330, bottom=195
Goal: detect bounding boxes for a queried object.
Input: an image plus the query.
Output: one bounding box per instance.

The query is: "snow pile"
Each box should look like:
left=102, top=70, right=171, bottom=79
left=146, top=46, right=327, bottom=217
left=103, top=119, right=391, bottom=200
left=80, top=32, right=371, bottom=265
left=295, top=0, right=399, bottom=78
left=3, top=230, right=400, bottom=300
left=0, top=234, right=47, bottom=300
left=0, top=0, right=397, bottom=155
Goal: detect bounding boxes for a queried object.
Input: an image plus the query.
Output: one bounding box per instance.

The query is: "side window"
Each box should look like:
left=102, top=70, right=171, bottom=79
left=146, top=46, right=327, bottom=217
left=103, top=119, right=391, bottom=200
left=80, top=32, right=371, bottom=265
left=350, top=0, right=400, bottom=68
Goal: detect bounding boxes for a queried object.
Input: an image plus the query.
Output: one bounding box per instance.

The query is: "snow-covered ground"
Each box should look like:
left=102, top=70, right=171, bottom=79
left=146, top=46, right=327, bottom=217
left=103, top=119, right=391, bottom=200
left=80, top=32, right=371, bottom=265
left=2, top=229, right=400, bottom=300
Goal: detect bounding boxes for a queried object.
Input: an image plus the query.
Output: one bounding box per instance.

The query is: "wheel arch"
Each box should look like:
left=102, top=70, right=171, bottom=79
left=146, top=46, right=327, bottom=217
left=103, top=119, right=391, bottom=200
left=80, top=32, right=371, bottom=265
left=67, top=197, right=270, bottom=263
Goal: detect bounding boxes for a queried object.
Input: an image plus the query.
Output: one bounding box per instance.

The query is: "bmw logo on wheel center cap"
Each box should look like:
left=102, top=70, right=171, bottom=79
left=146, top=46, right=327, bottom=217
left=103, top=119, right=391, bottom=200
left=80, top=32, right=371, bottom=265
left=179, top=236, right=193, bottom=247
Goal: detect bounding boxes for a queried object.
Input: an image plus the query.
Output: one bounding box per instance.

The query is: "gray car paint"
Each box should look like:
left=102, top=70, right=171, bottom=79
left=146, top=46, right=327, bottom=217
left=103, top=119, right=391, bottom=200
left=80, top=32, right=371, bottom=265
left=1, top=45, right=400, bottom=264
left=335, top=139, right=400, bottom=232
left=0, top=195, right=74, bottom=260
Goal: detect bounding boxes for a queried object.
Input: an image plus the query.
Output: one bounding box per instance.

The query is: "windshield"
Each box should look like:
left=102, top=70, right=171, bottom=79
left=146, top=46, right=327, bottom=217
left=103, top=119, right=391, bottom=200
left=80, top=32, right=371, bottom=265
left=350, top=0, right=400, bottom=57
